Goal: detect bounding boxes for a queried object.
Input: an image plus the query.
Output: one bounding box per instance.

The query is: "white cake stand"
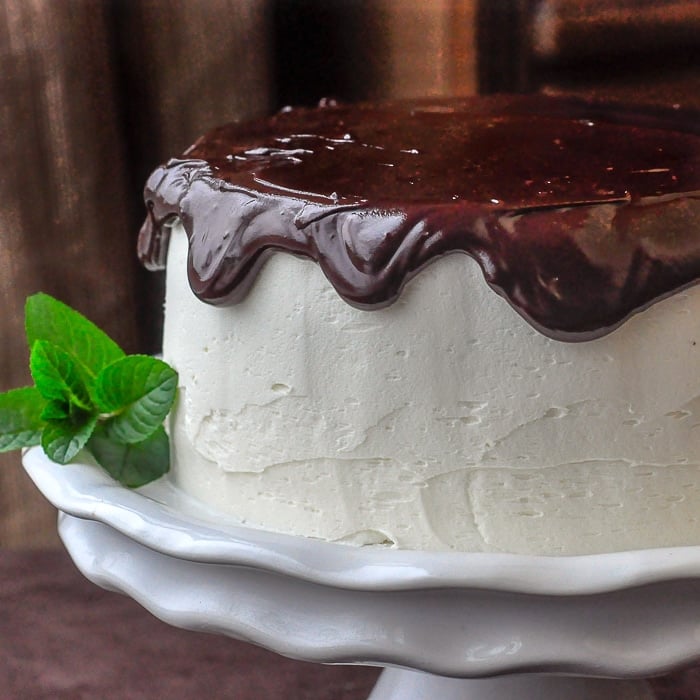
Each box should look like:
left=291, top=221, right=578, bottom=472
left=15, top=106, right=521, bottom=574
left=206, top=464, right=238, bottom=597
left=23, top=447, right=700, bottom=700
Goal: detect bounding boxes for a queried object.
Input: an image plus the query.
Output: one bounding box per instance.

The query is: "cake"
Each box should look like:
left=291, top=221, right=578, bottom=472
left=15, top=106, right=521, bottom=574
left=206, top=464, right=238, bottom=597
left=139, top=95, right=700, bottom=555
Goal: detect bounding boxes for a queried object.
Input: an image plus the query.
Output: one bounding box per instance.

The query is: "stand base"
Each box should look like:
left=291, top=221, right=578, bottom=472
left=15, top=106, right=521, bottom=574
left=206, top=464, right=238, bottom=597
left=368, top=668, right=654, bottom=700
left=27, top=450, right=700, bottom=700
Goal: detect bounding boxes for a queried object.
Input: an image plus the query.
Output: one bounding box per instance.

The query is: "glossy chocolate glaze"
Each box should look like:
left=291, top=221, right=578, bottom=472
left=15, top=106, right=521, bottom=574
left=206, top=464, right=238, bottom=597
left=139, top=95, right=700, bottom=340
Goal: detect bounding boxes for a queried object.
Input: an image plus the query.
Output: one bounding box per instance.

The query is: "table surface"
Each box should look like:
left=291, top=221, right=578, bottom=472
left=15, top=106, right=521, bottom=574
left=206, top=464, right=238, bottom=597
left=1, top=549, right=700, bottom=700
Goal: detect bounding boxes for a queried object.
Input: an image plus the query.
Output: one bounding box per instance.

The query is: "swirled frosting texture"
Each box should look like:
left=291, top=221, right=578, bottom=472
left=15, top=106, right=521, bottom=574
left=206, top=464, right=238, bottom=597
left=140, top=95, right=700, bottom=340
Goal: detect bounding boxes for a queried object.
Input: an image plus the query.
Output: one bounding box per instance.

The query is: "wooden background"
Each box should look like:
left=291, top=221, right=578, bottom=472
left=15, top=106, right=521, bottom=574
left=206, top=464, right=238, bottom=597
left=2, top=0, right=699, bottom=548
left=0, top=0, right=275, bottom=547
left=0, top=0, right=477, bottom=547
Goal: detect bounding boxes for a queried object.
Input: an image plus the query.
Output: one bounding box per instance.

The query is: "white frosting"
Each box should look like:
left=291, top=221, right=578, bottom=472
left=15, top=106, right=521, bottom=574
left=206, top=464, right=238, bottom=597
left=163, top=221, right=700, bottom=554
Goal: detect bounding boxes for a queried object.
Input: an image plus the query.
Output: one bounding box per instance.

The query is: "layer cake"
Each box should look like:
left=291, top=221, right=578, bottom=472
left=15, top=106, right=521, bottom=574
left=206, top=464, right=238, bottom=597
left=139, top=95, right=700, bottom=554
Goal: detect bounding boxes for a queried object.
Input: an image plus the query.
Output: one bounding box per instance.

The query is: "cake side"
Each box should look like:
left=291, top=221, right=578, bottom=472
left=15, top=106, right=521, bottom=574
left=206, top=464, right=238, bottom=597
left=165, top=221, right=700, bottom=554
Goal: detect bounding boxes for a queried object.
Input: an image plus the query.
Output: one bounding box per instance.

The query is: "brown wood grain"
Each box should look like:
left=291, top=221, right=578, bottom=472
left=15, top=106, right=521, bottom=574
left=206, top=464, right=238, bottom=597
left=110, top=0, right=274, bottom=351
left=0, top=0, right=273, bottom=547
left=117, top=0, right=273, bottom=160
left=0, top=0, right=476, bottom=548
left=0, top=1, right=137, bottom=548
left=530, top=0, right=700, bottom=63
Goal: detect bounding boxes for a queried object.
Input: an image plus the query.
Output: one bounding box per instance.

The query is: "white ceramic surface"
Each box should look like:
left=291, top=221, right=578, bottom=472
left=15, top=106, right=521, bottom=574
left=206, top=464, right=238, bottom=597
left=23, top=447, right=700, bottom=699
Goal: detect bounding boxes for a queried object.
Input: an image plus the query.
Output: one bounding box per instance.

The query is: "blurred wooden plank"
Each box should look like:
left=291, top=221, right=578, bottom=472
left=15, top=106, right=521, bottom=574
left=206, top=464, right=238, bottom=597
left=272, top=0, right=476, bottom=107
left=0, top=0, right=274, bottom=547
left=375, top=0, right=477, bottom=99
left=0, top=0, right=139, bottom=548
left=113, top=0, right=274, bottom=352
left=476, top=0, right=533, bottom=92
left=115, top=0, right=273, bottom=169
left=528, top=0, right=700, bottom=107
left=531, top=0, right=700, bottom=63
left=448, top=0, right=479, bottom=96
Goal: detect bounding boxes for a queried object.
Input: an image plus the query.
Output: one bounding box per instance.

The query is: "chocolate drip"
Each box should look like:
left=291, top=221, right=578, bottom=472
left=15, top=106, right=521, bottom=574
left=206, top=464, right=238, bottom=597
left=139, top=95, right=700, bottom=341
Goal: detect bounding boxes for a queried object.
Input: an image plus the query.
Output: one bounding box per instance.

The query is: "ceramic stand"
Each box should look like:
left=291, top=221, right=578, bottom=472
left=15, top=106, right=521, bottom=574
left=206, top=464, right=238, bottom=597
left=24, top=449, right=700, bottom=700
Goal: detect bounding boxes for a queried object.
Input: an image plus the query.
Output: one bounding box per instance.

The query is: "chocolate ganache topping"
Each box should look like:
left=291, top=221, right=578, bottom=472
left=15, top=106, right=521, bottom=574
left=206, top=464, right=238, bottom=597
left=138, top=94, right=700, bottom=341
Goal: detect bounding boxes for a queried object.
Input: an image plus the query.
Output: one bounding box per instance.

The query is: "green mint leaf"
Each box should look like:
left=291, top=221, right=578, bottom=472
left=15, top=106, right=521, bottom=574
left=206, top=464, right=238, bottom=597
left=94, top=355, right=177, bottom=444
left=88, top=424, right=170, bottom=487
left=0, top=387, right=47, bottom=452
left=40, top=400, right=71, bottom=422
left=30, top=340, right=92, bottom=411
left=25, top=293, right=125, bottom=380
left=41, top=411, right=98, bottom=464
left=9, top=294, right=176, bottom=486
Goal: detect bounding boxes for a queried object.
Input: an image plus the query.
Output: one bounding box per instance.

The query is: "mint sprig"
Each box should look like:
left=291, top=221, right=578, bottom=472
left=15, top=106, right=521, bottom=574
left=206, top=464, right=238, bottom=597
left=0, top=293, right=177, bottom=487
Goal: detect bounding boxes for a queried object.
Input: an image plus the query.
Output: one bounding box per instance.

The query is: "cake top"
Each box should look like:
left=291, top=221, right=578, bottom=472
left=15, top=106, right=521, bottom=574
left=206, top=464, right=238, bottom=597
left=139, top=95, right=700, bottom=340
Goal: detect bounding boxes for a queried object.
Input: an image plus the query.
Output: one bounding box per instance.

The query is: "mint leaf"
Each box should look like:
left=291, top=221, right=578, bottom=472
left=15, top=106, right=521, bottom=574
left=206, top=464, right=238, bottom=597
left=0, top=387, right=47, bottom=451
left=41, top=410, right=98, bottom=464
left=40, top=400, right=70, bottom=422
left=4, top=293, right=177, bottom=488
left=30, top=340, right=92, bottom=411
left=88, top=424, right=170, bottom=487
left=94, top=355, right=177, bottom=444
left=25, top=293, right=125, bottom=380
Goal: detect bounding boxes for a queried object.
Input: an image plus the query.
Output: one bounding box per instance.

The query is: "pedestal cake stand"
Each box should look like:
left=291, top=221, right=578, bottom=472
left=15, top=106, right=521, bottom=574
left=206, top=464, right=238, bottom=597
left=23, top=447, right=700, bottom=700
